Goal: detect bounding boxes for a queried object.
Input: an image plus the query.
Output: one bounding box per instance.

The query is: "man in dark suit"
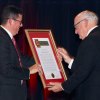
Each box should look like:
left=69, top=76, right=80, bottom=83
left=0, top=5, right=40, bottom=100
left=47, top=10, right=100, bottom=100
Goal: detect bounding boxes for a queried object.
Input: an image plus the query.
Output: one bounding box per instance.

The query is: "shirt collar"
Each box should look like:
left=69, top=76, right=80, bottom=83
left=86, top=25, right=98, bottom=36
left=0, top=25, right=13, bottom=39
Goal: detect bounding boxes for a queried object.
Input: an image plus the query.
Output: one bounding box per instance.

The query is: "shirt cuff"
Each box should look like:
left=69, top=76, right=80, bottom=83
left=68, top=59, right=74, bottom=69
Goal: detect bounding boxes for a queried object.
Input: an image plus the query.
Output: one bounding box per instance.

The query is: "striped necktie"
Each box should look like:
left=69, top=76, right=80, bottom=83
left=12, top=37, right=22, bottom=67
left=12, top=37, right=23, bottom=84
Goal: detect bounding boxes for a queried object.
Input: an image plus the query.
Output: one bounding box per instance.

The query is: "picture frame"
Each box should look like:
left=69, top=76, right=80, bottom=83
left=25, top=29, right=67, bottom=88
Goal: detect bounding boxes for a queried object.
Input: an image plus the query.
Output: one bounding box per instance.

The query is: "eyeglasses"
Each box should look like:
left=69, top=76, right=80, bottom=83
left=12, top=18, right=22, bottom=25
left=4, top=17, right=22, bottom=25
left=74, top=18, right=86, bottom=27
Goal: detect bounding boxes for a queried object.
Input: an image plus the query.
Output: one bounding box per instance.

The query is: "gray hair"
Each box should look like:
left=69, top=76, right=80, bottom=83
left=81, top=10, right=99, bottom=24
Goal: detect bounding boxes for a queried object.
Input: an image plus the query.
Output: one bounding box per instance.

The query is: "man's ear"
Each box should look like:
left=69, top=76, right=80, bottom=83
left=8, top=18, right=13, bottom=25
left=84, top=19, right=88, bottom=27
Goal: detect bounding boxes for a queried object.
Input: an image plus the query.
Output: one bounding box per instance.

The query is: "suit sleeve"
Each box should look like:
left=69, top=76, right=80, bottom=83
left=0, top=35, right=30, bottom=80
left=21, top=54, right=35, bottom=68
left=62, top=38, right=97, bottom=93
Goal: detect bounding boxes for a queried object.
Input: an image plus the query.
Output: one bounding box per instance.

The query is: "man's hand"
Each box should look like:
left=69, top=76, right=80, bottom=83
left=29, top=64, right=42, bottom=74
left=47, top=82, right=63, bottom=92
left=57, top=47, right=73, bottom=64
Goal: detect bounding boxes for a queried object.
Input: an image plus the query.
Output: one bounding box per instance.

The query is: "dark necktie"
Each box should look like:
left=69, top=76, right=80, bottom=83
left=12, top=37, right=23, bottom=84
left=12, top=37, right=22, bottom=67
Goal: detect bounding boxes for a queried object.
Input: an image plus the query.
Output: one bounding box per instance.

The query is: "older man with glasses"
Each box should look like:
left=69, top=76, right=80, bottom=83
left=47, top=10, right=100, bottom=100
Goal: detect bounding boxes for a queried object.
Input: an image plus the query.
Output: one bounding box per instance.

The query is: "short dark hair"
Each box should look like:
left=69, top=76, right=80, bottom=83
left=1, top=5, right=23, bottom=24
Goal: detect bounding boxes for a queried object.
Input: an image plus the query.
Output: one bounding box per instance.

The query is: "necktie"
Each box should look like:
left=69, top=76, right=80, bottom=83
left=12, top=37, right=22, bottom=67
left=12, top=37, right=23, bottom=84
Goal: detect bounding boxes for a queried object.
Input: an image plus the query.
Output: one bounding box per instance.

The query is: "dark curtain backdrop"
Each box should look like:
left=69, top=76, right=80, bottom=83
left=0, top=0, right=100, bottom=100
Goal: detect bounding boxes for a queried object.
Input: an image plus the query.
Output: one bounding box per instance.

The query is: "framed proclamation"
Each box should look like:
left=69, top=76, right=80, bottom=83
left=25, top=29, right=67, bottom=88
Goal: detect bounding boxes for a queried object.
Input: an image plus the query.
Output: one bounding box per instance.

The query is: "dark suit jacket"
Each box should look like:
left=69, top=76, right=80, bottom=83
left=0, top=26, right=35, bottom=100
left=62, top=27, right=100, bottom=100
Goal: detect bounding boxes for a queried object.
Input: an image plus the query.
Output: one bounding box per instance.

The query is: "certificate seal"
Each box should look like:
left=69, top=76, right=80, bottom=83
left=51, top=73, right=55, bottom=78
